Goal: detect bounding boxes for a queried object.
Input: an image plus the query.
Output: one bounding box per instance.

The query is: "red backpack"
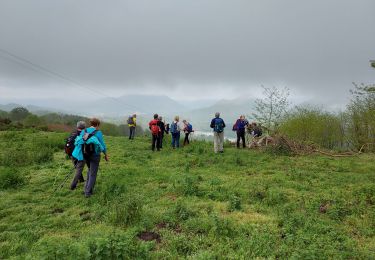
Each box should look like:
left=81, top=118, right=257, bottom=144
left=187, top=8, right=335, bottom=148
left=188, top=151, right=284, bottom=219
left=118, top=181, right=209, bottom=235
left=149, top=119, right=160, bottom=135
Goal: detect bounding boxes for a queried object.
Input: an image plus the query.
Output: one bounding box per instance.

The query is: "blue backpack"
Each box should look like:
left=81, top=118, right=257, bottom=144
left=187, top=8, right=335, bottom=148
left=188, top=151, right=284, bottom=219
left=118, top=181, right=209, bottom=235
left=170, top=122, right=178, bottom=134
left=214, top=118, right=224, bottom=133
left=187, top=123, right=193, bottom=132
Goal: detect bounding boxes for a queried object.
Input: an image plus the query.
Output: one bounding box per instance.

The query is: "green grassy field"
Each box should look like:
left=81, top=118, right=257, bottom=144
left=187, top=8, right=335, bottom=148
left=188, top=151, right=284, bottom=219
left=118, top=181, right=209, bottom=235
left=0, top=130, right=375, bottom=259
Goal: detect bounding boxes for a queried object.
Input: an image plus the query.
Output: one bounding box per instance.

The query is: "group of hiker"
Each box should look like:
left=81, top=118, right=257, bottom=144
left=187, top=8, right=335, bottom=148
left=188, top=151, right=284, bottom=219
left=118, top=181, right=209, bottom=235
left=64, top=113, right=262, bottom=198
left=148, top=114, right=193, bottom=151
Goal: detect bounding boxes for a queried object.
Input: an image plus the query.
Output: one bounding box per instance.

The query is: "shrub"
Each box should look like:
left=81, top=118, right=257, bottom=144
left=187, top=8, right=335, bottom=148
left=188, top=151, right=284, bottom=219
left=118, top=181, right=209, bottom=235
left=88, top=232, right=151, bottom=259
left=0, top=168, right=25, bottom=190
left=228, top=193, right=242, bottom=212
left=107, top=195, right=143, bottom=226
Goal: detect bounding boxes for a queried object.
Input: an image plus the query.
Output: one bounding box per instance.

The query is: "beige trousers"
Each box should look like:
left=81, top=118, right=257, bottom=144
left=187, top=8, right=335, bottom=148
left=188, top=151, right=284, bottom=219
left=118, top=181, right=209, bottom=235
left=213, top=132, right=224, bottom=153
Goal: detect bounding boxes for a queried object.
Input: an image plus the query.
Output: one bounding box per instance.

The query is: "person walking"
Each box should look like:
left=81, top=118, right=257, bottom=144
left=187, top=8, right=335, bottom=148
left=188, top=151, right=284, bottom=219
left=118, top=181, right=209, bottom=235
left=233, top=115, right=248, bottom=148
left=149, top=114, right=161, bottom=151
left=69, top=121, right=87, bottom=190
left=170, top=116, right=181, bottom=148
left=210, top=112, right=226, bottom=153
left=72, top=118, right=109, bottom=198
left=127, top=114, right=137, bottom=140
left=182, top=120, right=193, bottom=146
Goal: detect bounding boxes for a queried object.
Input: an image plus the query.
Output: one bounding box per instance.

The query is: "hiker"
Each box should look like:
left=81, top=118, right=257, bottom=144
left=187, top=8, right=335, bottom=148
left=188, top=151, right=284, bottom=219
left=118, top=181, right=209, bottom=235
left=210, top=112, right=226, bottom=153
left=182, top=120, right=193, bottom=146
left=233, top=115, right=248, bottom=148
left=149, top=114, right=161, bottom=151
left=251, top=122, right=262, bottom=137
left=158, top=116, right=167, bottom=149
left=72, top=118, right=109, bottom=198
left=170, top=116, right=181, bottom=148
left=127, top=114, right=137, bottom=140
left=66, top=121, right=87, bottom=190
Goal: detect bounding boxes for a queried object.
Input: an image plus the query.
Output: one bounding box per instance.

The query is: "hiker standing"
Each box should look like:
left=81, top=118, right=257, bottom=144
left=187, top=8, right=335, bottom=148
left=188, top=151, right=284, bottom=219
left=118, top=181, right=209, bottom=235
left=149, top=114, right=161, bottom=151
left=67, top=121, right=87, bottom=190
left=210, top=112, right=226, bottom=153
left=72, top=118, right=109, bottom=198
left=170, top=116, right=181, bottom=148
left=158, top=116, right=166, bottom=149
left=127, top=114, right=137, bottom=140
left=182, top=120, right=193, bottom=146
left=233, top=115, right=248, bottom=148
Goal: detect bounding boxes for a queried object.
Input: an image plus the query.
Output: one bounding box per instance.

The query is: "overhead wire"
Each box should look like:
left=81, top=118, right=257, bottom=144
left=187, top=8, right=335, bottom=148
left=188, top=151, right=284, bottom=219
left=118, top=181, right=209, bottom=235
left=0, top=47, right=143, bottom=113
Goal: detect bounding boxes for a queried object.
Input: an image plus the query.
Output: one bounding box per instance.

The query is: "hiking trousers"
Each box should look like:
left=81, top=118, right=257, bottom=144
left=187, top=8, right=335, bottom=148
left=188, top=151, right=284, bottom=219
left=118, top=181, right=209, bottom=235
left=184, top=132, right=190, bottom=145
left=129, top=126, right=136, bottom=139
left=213, top=132, right=224, bottom=153
left=171, top=132, right=180, bottom=148
left=84, top=154, right=100, bottom=196
left=70, top=158, right=86, bottom=190
left=237, top=129, right=246, bottom=148
left=159, top=133, right=164, bottom=148
left=152, top=134, right=160, bottom=151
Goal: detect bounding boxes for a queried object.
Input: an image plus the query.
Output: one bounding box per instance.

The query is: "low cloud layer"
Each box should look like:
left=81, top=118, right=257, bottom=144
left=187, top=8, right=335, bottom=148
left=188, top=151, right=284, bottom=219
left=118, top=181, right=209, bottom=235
left=0, top=0, right=374, bottom=105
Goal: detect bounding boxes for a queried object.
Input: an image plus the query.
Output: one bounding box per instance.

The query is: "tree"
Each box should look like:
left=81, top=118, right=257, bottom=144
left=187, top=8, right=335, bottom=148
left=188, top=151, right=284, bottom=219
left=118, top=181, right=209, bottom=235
left=9, top=107, right=30, bottom=121
left=346, top=83, right=375, bottom=150
left=23, top=114, right=43, bottom=127
left=253, top=86, right=290, bottom=134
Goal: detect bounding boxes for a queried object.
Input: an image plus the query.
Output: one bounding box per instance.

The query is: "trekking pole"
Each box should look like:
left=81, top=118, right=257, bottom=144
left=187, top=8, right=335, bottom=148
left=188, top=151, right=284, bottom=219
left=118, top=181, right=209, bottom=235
left=52, top=167, right=75, bottom=194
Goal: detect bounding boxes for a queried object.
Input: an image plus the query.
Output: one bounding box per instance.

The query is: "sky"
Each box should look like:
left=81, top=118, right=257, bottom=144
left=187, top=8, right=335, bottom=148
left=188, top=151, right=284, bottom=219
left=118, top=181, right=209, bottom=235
left=0, top=0, right=374, bottom=108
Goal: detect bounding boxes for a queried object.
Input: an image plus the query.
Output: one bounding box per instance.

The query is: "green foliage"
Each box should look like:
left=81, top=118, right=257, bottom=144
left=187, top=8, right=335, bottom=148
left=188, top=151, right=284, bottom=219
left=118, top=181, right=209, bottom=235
left=107, top=195, right=143, bottom=227
left=228, top=192, right=242, bottom=211
left=0, top=167, right=25, bottom=189
left=9, top=107, right=30, bottom=121
left=279, top=106, right=344, bottom=150
left=346, top=83, right=375, bottom=151
left=253, top=86, right=290, bottom=133
left=0, top=130, right=375, bottom=259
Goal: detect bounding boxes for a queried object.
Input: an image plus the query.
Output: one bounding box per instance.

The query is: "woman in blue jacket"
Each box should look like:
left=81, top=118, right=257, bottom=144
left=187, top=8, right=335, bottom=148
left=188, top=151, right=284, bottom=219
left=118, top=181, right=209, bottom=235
left=72, top=118, right=109, bottom=198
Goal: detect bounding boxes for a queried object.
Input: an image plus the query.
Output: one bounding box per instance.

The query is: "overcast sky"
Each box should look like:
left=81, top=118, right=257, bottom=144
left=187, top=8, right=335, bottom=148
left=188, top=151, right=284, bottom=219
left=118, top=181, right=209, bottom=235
left=0, top=0, right=374, bottom=107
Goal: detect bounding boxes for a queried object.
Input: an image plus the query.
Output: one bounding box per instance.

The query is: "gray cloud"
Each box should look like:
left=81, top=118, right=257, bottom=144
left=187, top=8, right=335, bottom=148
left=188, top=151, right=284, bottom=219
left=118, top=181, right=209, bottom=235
left=0, top=0, right=374, bottom=104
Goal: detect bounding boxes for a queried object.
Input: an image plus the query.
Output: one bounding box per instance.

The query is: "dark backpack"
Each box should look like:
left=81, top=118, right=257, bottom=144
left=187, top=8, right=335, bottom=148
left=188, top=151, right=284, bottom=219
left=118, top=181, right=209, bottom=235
left=127, top=116, right=134, bottom=125
left=82, top=130, right=98, bottom=159
left=214, top=118, right=224, bottom=133
left=64, top=130, right=80, bottom=156
left=253, top=127, right=262, bottom=137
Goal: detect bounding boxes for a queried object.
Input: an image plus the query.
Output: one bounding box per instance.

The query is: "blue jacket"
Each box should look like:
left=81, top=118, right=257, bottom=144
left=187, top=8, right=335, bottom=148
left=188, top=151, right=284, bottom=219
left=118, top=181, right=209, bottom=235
left=235, top=119, right=248, bottom=131
left=72, top=127, right=106, bottom=161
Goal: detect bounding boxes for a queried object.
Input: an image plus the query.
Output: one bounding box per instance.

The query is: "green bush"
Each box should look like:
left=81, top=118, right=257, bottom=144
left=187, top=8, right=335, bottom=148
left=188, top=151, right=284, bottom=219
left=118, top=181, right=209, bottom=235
left=0, top=168, right=25, bottom=190
left=107, top=195, right=143, bottom=226
left=279, top=106, right=344, bottom=150
left=228, top=193, right=242, bottom=212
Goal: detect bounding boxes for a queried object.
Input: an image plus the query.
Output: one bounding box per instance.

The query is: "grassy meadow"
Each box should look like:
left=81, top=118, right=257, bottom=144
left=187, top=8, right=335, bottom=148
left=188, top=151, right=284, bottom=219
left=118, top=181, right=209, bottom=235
left=0, top=129, right=375, bottom=259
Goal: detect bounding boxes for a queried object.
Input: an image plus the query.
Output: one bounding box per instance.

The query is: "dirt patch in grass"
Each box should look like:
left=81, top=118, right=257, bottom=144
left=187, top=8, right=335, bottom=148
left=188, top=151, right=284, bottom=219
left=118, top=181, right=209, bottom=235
left=137, top=231, right=161, bottom=243
left=51, top=208, right=64, bottom=214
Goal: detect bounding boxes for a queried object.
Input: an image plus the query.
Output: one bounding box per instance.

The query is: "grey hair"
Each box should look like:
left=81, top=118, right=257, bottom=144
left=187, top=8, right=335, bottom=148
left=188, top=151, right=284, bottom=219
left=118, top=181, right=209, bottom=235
left=76, top=121, right=86, bottom=130
left=215, top=112, right=220, bottom=118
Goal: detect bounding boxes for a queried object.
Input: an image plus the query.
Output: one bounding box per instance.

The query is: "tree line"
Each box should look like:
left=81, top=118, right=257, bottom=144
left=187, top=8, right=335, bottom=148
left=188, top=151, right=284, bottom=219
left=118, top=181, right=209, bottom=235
left=0, top=108, right=144, bottom=137
left=253, top=83, right=375, bottom=152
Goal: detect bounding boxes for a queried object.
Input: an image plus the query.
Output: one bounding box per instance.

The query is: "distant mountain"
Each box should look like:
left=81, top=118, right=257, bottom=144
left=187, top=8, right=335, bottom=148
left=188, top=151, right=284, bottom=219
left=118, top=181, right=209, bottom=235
left=93, top=95, right=187, bottom=116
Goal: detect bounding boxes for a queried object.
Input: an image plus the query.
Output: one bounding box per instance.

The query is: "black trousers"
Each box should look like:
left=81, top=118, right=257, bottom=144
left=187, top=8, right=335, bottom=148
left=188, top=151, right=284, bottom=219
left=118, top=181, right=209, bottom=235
left=159, top=133, right=164, bottom=148
left=184, top=132, right=190, bottom=145
left=237, top=129, right=246, bottom=148
left=152, top=134, right=160, bottom=151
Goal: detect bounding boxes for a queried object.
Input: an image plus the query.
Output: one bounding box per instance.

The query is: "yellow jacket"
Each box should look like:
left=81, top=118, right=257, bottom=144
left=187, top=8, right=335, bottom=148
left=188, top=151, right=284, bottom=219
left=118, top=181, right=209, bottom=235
left=128, top=117, right=137, bottom=127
